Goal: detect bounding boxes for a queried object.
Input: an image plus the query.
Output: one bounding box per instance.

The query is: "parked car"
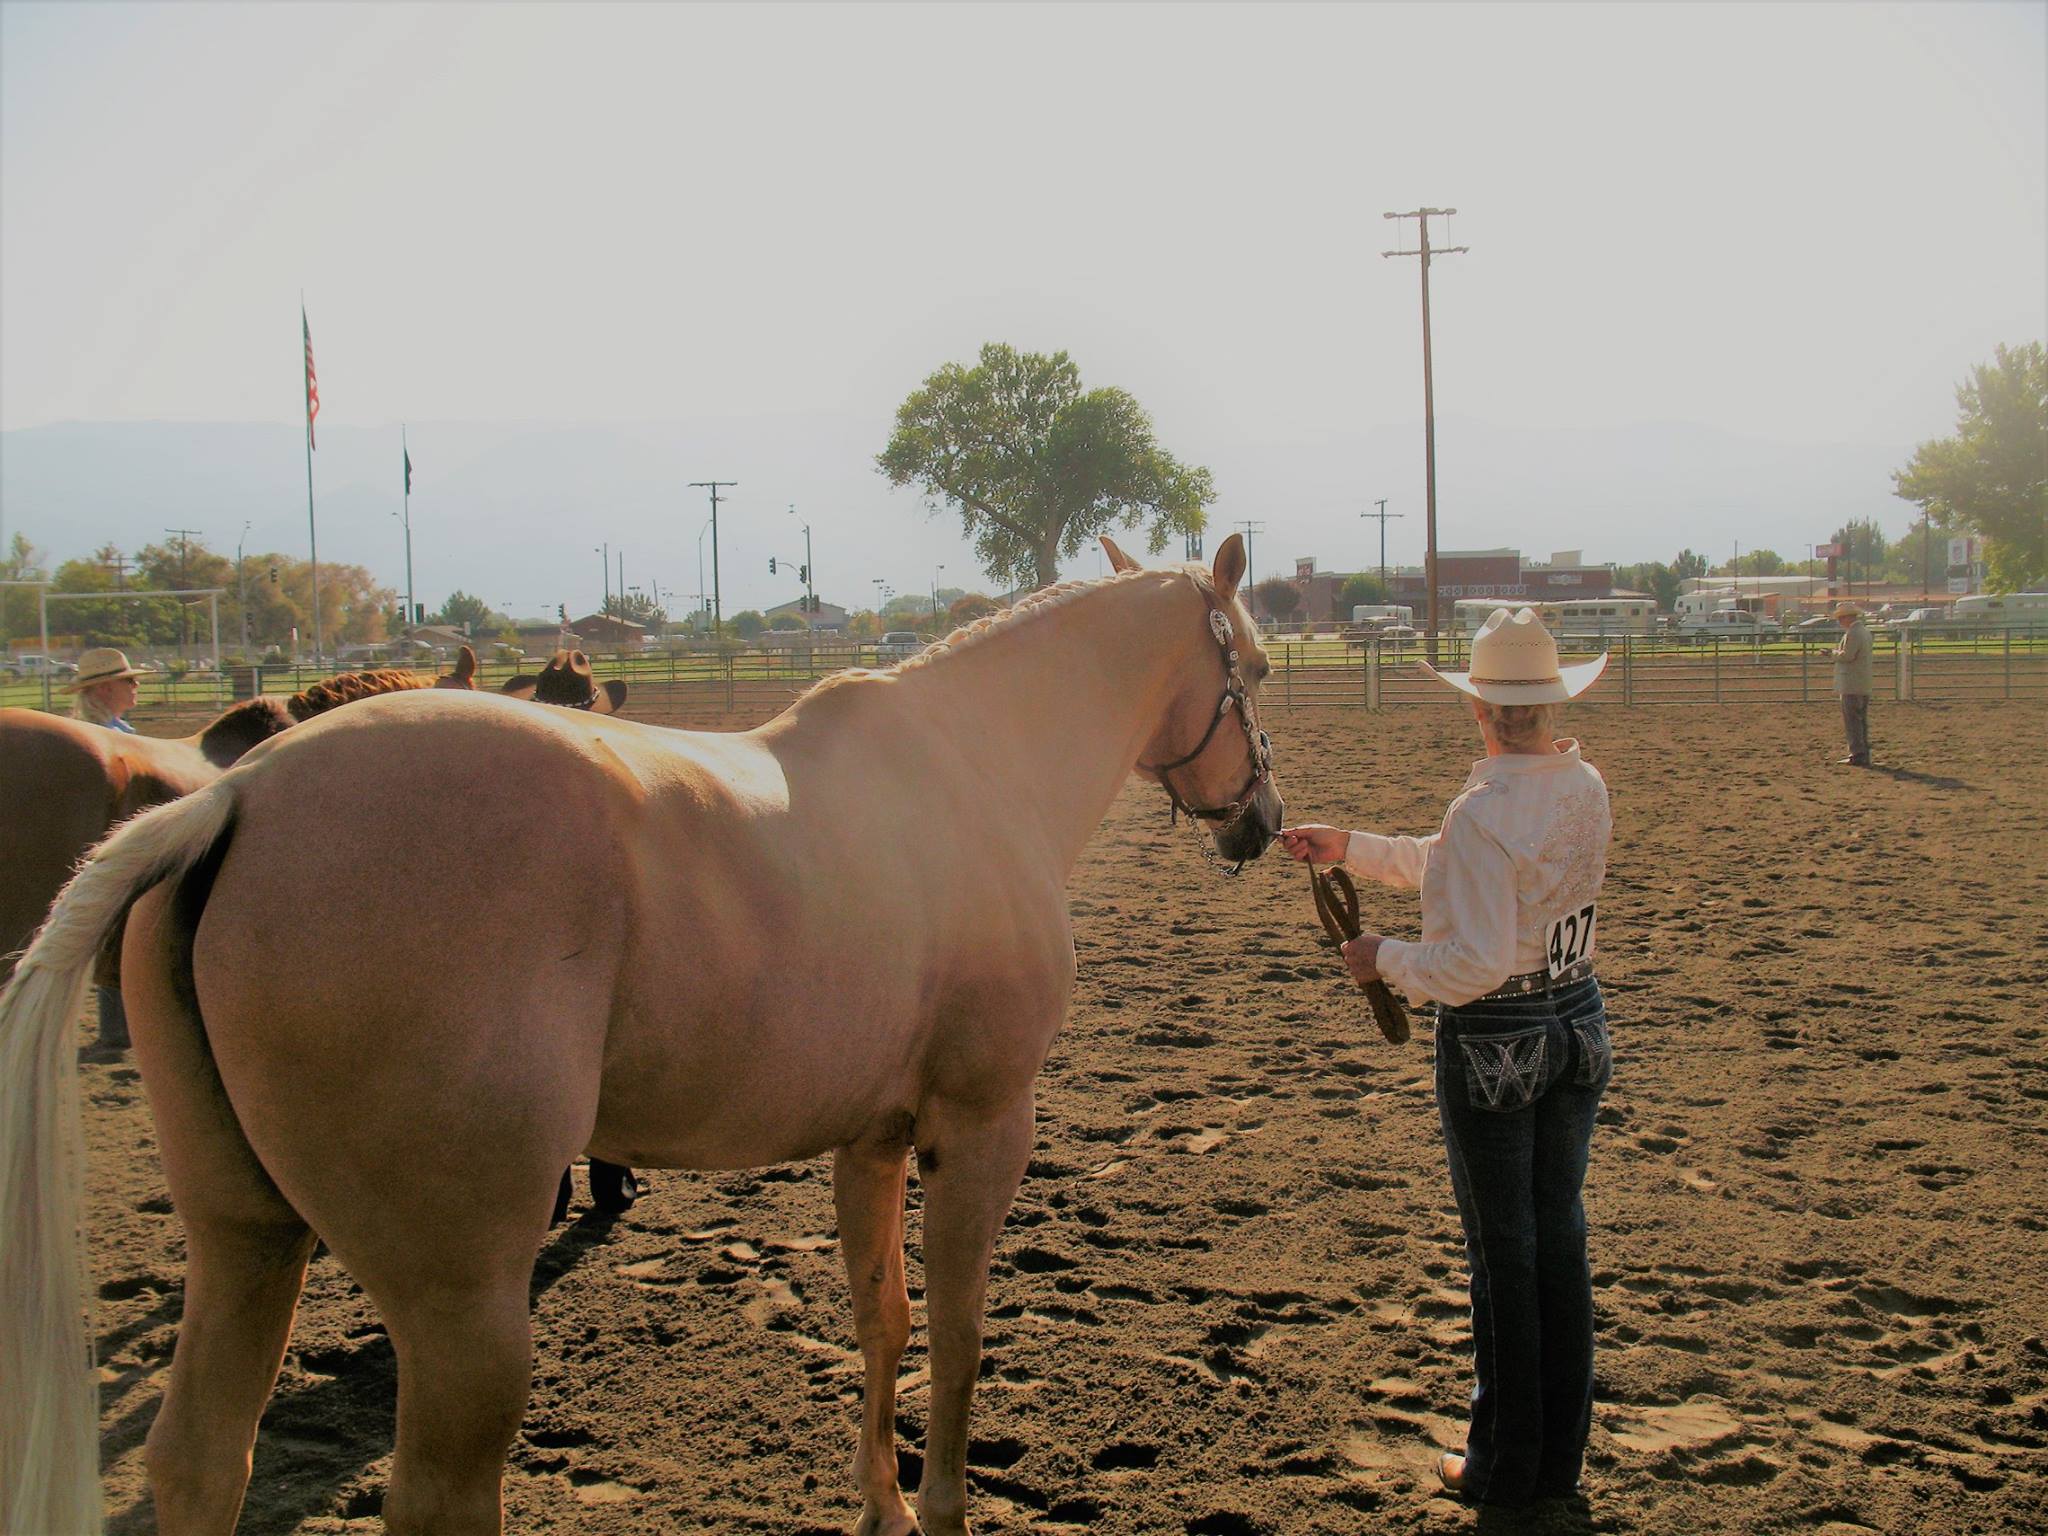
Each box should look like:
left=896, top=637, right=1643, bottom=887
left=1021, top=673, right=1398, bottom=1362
left=5, top=654, right=78, bottom=677
left=1886, top=607, right=1947, bottom=628
left=1790, top=614, right=1838, bottom=632
left=876, top=631, right=925, bottom=662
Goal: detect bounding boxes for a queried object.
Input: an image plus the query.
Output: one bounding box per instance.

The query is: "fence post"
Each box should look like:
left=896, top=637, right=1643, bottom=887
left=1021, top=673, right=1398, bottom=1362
left=1622, top=635, right=1632, bottom=705
left=1800, top=640, right=1808, bottom=703
left=1367, top=640, right=1381, bottom=710
left=2005, top=628, right=2012, bottom=699
left=1285, top=642, right=1293, bottom=708
left=1713, top=638, right=1721, bottom=704
left=1896, top=631, right=1911, bottom=703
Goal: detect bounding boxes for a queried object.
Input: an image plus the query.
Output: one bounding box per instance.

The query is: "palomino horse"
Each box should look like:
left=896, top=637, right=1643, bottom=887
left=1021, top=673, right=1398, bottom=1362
left=0, top=535, right=1282, bottom=1536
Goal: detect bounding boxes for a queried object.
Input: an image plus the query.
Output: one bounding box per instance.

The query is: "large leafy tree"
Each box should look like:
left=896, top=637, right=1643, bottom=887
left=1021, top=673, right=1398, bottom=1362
left=1252, top=577, right=1301, bottom=623
left=877, top=343, right=1215, bottom=591
left=1894, top=342, right=2047, bottom=590
left=434, top=590, right=502, bottom=633
left=1337, top=573, right=1390, bottom=613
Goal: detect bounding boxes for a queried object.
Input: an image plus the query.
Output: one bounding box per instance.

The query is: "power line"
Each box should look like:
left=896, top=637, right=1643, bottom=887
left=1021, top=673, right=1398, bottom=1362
left=1383, top=206, right=1468, bottom=658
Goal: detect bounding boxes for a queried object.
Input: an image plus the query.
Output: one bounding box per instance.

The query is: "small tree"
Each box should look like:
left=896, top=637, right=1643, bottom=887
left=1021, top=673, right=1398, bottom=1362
left=1336, top=573, right=1390, bottom=614
left=435, top=591, right=498, bottom=633
left=770, top=612, right=808, bottom=631
left=730, top=610, right=766, bottom=640
left=1252, top=577, right=1301, bottom=624
left=878, top=343, right=1214, bottom=591
left=1672, top=549, right=1708, bottom=581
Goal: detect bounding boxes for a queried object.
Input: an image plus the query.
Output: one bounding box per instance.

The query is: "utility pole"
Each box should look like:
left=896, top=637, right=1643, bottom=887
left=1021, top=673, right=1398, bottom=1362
left=401, top=425, right=415, bottom=629
left=102, top=551, right=132, bottom=589
left=166, top=526, right=201, bottom=654
left=1235, top=520, right=1265, bottom=618
left=237, top=522, right=251, bottom=655
left=1383, top=206, right=1469, bottom=659
left=789, top=505, right=815, bottom=618
left=1360, top=497, right=1404, bottom=592
left=596, top=541, right=609, bottom=623
left=689, top=481, right=737, bottom=636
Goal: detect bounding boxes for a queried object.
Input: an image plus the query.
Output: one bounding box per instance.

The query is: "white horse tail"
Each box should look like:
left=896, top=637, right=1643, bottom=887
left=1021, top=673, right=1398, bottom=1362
left=0, top=779, right=237, bottom=1536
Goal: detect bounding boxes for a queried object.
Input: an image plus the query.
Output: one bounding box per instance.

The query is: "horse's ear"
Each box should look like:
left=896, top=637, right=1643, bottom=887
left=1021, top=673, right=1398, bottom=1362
left=1100, top=535, right=1140, bottom=574
left=1212, top=533, right=1247, bottom=604
left=451, top=645, right=478, bottom=684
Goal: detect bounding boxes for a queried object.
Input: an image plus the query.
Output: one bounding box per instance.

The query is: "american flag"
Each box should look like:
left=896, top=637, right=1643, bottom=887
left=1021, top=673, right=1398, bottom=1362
left=302, top=306, right=320, bottom=449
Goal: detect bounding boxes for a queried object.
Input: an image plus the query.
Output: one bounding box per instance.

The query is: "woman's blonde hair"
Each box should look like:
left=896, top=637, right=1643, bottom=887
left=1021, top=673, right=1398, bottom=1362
left=72, top=682, right=125, bottom=727
left=1475, top=699, right=1560, bottom=752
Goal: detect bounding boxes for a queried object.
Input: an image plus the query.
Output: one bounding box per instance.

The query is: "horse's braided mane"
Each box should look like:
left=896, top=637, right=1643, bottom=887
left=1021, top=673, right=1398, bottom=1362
left=286, top=668, right=430, bottom=723
left=802, top=564, right=1192, bottom=700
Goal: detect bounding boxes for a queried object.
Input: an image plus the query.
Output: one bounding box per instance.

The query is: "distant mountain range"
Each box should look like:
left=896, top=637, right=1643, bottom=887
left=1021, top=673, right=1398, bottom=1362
left=0, top=417, right=1918, bottom=617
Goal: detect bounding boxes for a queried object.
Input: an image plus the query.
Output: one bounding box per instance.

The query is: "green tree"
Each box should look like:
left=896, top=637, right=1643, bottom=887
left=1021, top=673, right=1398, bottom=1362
left=1716, top=549, right=1787, bottom=577
left=1894, top=341, right=2047, bottom=590
left=603, top=591, right=666, bottom=627
left=730, top=609, right=766, bottom=640
left=1830, top=518, right=1889, bottom=573
left=1336, top=573, right=1390, bottom=613
left=877, top=343, right=1215, bottom=591
left=1252, top=577, right=1301, bottom=623
left=51, top=546, right=180, bottom=645
left=769, top=611, right=809, bottom=631
left=435, top=591, right=500, bottom=633
left=1613, top=562, right=1681, bottom=611
left=1673, top=549, right=1708, bottom=581
left=2, top=533, right=48, bottom=645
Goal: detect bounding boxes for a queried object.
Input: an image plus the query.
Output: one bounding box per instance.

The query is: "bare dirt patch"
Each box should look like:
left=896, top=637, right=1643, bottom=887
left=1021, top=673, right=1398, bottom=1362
left=87, top=697, right=2048, bottom=1533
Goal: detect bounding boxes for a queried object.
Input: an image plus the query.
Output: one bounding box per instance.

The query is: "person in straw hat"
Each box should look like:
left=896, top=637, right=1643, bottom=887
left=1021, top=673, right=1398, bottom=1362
left=1281, top=606, right=1614, bottom=1510
left=1830, top=602, right=1873, bottom=766
left=62, top=646, right=148, bottom=733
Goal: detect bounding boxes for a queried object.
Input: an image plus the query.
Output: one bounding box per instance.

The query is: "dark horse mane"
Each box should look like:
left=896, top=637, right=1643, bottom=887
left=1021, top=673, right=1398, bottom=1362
left=197, top=668, right=430, bottom=768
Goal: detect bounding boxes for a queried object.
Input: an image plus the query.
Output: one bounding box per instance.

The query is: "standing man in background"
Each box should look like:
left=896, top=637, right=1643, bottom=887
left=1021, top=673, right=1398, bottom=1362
left=1831, top=603, right=1873, bottom=767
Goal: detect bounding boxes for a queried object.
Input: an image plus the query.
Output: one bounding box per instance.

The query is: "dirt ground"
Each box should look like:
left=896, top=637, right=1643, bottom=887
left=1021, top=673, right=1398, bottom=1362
left=80, top=696, right=2048, bottom=1535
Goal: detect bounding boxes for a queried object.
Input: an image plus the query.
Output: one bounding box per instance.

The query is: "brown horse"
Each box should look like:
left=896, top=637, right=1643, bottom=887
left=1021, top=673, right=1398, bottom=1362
left=0, top=663, right=466, bottom=977
left=0, top=537, right=1282, bottom=1536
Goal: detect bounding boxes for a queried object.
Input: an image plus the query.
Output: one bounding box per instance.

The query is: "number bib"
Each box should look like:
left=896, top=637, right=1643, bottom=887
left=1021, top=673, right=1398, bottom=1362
left=1545, top=903, right=1598, bottom=978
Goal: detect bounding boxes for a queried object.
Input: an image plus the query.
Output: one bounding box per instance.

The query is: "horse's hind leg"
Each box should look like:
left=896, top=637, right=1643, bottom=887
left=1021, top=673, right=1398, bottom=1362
left=834, top=1137, right=917, bottom=1536
left=377, top=1271, right=536, bottom=1536
left=124, top=886, right=316, bottom=1536
left=912, top=1092, right=1036, bottom=1536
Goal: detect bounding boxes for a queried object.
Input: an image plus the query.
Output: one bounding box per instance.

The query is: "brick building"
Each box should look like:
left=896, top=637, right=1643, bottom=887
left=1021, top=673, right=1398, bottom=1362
left=1285, top=550, right=1619, bottom=626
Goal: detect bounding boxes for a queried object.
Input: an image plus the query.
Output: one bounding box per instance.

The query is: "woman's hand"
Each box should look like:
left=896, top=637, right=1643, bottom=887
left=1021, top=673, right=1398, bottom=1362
left=1341, top=933, right=1386, bottom=986
left=1279, top=824, right=1350, bottom=864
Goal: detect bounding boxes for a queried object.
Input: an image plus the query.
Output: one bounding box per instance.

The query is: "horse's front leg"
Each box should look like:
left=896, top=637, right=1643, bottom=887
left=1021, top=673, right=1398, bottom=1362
left=834, top=1137, right=919, bottom=1536
left=912, top=1090, right=1036, bottom=1536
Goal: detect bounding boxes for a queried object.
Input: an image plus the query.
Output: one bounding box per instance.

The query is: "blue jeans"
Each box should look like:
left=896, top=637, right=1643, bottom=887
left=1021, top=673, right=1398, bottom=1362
left=1433, top=975, right=1611, bottom=1505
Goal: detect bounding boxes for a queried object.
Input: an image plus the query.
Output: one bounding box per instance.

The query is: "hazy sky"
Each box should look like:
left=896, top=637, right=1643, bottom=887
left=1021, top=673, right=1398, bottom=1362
left=3, top=2, right=2043, bottom=610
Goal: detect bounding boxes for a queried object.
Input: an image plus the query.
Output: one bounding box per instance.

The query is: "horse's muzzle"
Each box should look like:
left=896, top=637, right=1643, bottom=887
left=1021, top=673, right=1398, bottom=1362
left=1213, top=782, right=1283, bottom=866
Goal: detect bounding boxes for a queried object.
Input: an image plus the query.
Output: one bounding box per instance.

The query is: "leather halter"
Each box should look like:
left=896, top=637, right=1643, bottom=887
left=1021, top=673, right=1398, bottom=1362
left=1138, top=594, right=1275, bottom=827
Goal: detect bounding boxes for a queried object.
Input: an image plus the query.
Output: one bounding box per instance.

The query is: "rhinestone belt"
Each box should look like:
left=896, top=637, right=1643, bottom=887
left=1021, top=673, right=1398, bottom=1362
left=1483, top=958, right=1596, bottom=998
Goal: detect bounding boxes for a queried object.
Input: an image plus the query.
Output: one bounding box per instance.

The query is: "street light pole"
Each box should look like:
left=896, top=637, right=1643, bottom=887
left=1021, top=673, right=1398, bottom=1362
left=932, top=564, right=945, bottom=626
left=596, top=542, right=609, bottom=623
left=696, top=519, right=711, bottom=632
left=689, top=481, right=737, bottom=637
left=236, top=522, right=251, bottom=655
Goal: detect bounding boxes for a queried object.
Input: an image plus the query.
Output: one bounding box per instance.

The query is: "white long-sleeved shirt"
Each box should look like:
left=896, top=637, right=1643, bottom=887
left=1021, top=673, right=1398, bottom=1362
left=1343, top=740, right=1612, bottom=1007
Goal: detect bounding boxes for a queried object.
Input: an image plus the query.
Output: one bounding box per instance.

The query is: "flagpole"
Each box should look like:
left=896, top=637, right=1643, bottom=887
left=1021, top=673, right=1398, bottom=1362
left=402, top=425, right=415, bottom=630
left=301, top=299, right=322, bottom=667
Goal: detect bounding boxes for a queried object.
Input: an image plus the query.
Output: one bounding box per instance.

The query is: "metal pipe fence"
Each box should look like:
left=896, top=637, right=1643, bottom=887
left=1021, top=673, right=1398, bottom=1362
left=5, top=626, right=2042, bottom=721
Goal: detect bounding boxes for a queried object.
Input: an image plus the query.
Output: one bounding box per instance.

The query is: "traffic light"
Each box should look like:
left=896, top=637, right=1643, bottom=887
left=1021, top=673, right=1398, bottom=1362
left=768, top=557, right=777, bottom=574
left=798, top=564, right=808, bottom=584
left=269, top=565, right=279, bottom=585
left=558, top=603, right=567, bottom=622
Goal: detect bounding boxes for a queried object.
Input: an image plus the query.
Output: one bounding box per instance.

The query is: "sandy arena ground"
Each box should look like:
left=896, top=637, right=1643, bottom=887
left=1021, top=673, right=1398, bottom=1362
left=78, top=695, right=2048, bottom=1535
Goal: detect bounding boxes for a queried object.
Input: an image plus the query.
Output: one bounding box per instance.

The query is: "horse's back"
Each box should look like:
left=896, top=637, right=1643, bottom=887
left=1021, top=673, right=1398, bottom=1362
left=0, top=709, right=215, bottom=972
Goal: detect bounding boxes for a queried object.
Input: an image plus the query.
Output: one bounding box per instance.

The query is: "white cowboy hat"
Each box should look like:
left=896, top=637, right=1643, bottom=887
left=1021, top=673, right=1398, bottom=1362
left=60, top=646, right=148, bottom=692
left=1420, top=607, right=1608, bottom=704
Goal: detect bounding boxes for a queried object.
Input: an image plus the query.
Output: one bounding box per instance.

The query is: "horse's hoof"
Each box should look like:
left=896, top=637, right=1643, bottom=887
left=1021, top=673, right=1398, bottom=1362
left=549, top=1167, right=573, bottom=1227
left=590, top=1162, right=643, bottom=1214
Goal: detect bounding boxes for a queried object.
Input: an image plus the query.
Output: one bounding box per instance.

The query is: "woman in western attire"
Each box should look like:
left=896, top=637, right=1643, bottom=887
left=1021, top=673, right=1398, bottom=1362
left=1283, top=607, right=1614, bottom=1508
left=64, top=646, right=147, bottom=732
